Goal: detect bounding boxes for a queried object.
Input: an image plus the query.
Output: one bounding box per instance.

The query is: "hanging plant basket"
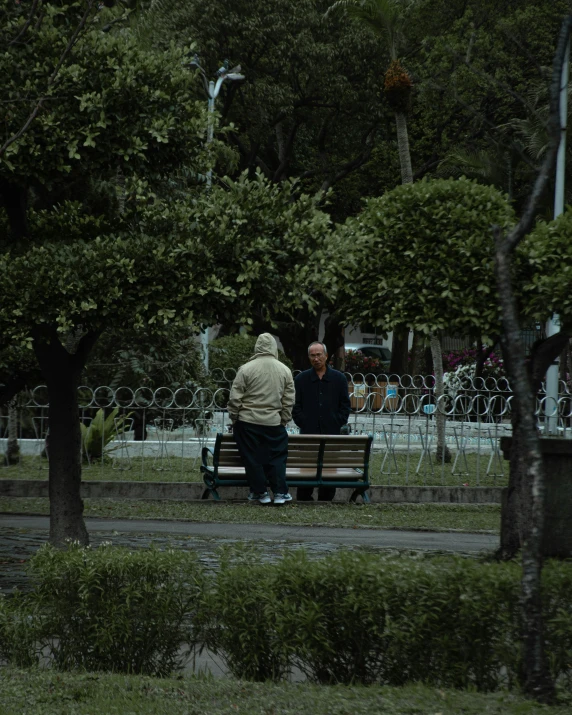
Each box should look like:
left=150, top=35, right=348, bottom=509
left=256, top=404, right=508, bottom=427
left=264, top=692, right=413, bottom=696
left=384, top=59, right=413, bottom=113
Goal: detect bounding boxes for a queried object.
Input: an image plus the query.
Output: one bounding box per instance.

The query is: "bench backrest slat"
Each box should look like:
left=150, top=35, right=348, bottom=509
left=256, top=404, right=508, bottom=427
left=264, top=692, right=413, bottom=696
left=210, top=433, right=372, bottom=477
left=204, top=434, right=372, bottom=498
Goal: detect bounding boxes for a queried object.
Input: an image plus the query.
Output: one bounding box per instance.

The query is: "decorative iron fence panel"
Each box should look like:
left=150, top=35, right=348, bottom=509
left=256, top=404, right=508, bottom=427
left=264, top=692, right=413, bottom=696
left=1, top=371, right=570, bottom=488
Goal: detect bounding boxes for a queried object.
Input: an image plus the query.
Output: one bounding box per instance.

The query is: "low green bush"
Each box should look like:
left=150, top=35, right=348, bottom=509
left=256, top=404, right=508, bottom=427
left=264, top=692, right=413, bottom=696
left=273, top=551, right=388, bottom=685
left=205, top=552, right=572, bottom=690
left=543, top=560, right=572, bottom=691
left=3, top=546, right=572, bottom=691
left=26, top=543, right=205, bottom=676
left=201, top=548, right=291, bottom=681
left=372, top=557, right=522, bottom=690
left=0, top=593, right=42, bottom=668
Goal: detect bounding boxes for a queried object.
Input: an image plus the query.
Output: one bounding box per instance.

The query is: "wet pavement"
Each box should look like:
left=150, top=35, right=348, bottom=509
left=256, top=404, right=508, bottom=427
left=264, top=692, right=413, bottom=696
left=0, top=514, right=498, bottom=594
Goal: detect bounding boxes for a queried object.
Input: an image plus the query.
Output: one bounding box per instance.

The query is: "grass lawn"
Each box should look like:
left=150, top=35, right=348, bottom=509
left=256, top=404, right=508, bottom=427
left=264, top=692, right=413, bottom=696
left=0, top=451, right=507, bottom=487
left=0, top=497, right=501, bottom=532
left=0, top=668, right=569, bottom=715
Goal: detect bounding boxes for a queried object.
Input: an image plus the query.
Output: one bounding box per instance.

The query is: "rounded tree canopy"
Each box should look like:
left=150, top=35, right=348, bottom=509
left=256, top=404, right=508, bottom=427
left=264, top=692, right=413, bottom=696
left=521, top=208, right=572, bottom=330
left=0, top=8, right=211, bottom=201
left=0, top=174, right=331, bottom=350
left=329, top=177, right=515, bottom=338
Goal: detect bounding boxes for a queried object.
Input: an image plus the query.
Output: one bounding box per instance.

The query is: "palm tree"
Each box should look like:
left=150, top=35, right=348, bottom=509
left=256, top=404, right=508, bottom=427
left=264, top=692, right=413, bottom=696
left=327, top=1, right=417, bottom=377
left=328, top=1, right=453, bottom=458
left=327, top=0, right=416, bottom=184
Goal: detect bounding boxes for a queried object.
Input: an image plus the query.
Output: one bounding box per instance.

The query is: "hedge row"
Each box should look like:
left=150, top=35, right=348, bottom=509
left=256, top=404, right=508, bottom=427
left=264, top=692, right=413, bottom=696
left=1, top=544, right=571, bottom=691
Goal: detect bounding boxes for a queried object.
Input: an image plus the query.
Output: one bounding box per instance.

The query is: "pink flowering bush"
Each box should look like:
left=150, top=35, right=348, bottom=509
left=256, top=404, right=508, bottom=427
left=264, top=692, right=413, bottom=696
left=442, top=347, right=505, bottom=380
left=344, top=350, right=385, bottom=376
left=442, top=347, right=507, bottom=397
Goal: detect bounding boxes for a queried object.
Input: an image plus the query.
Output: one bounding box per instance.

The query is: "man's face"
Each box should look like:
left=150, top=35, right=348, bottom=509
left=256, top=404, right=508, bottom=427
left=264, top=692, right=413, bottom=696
left=309, top=345, right=327, bottom=371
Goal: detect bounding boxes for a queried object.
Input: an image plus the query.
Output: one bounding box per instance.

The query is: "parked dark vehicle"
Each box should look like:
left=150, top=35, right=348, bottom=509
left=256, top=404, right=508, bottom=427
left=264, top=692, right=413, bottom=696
left=344, top=343, right=391, bottom=369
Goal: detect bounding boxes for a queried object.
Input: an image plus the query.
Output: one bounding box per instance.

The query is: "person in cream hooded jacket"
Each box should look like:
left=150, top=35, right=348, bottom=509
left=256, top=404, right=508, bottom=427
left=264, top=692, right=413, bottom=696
left=228, top=333, right=295, bottom=503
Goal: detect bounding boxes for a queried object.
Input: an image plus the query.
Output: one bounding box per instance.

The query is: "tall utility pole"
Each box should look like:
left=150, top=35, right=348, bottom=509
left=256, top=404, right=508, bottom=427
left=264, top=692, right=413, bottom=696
left=190, top=56, right=245, bottom=370
left=546, top=40, right=569, bottom=434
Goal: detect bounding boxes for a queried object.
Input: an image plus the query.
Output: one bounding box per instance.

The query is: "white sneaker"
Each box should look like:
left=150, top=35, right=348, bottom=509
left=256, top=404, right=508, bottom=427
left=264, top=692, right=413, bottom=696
left=248, top=491, right=272, bottom=504
left=273, top=493, right=292, bottom=505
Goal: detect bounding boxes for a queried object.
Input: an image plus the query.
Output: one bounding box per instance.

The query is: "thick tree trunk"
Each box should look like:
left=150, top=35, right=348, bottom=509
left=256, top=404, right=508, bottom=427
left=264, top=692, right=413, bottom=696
left=495, top=242, right=554, bottom=703
left=47, top=366, right=88, bottom=546
left=491, top=17, right=571, bottom=703
left=389, top=329, right=409, bottom=376
left=394, top=111, right=413, bottom=185
left=33, top=328, right=100, bottom=547
left=499, top=331, right=570, bottom=559
left=498, top=421, right=526, bottom=560
left=430, top=333, right=451, bottom=462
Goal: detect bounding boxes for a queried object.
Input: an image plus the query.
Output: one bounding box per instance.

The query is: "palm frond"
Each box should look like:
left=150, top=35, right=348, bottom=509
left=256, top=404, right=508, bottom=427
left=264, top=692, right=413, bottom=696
left=437, top=148, right=508, bottom=188
left=326, top=0, right=418, bottom=58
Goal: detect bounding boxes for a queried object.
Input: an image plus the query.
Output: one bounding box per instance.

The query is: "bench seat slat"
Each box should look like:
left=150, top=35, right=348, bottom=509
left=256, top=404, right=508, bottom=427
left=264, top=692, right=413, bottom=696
left=213, top=466, right=365, bottom=481
left=219, top=458, right=365, bottom=467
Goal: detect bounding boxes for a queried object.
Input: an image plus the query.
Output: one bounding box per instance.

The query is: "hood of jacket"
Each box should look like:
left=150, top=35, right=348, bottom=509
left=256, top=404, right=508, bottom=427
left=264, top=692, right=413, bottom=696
left=249, top=332, right=279, bottom=360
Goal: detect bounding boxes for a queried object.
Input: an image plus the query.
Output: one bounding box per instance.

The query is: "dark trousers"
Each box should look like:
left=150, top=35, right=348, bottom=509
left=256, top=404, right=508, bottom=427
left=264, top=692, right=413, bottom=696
left=233, top=420, right=289, bottom=495
left=297, top=486, right=336, bottom=502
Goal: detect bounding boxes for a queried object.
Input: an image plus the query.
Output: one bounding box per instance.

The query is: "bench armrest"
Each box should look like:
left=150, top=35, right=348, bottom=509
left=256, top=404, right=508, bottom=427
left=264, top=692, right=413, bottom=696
left=201, top=446, right=215, bottom=471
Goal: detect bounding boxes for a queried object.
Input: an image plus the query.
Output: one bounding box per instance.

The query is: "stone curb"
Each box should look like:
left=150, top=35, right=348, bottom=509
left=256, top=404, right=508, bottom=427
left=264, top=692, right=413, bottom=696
left=0, top=480, right=502, bottom=504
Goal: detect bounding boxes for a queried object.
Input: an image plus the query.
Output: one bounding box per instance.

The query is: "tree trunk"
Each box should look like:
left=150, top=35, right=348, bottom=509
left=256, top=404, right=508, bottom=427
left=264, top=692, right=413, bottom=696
left=498, top=421, right=526, bottom=560
left=409, top=331, right=426, bottom=375
left=4, top=401, right=20, bottom=466
left=558, top=339, right=570, bottom=382
left=499, top=330, right=570, bottom=559
left=490, top=16, right=571, bottom=702
left=389, top=329, right=409, bottom=376
left=475, top=340, right=498, bottom=378
left=394, top=111, right=413, bottom=185
left=430, top=333, right=451, bottom=462
left=323, top=314, right=345, bottom=371
left=275, top=319, right=320, bottom=372
left=33, top=328, right=100, bottom=547
left=385, top=103, right=414, bottom=372
left=389, top=107, right=413, bottom=373
left=495, top=239, right=555, bottom=702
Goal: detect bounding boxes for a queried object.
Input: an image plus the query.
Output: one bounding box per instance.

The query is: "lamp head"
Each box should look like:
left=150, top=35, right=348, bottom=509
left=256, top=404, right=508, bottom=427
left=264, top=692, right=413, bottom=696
left=189, top=53, right=201, bottom=69
left=216, top=59, right=230, bottom=76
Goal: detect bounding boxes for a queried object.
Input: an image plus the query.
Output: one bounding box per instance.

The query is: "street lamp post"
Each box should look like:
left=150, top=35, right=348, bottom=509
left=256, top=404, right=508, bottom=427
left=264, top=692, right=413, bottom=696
left=190, top=56, right=245, bottom=370
left=545, top=39, right=569, bottom=434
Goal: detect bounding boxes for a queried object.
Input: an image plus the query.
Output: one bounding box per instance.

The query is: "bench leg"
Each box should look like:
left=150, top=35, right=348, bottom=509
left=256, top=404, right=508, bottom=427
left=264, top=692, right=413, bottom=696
left=202, top=475, right=221, bottom=501
left=350, top=488, right=370, bottom=504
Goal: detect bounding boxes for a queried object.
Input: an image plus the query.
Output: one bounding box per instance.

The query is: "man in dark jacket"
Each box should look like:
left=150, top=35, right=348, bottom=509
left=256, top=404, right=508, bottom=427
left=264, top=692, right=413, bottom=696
left=292, top=341, right=351, bottom=501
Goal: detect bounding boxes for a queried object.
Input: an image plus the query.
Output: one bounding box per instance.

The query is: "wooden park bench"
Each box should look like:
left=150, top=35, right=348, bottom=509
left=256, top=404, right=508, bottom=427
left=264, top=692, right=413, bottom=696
left=201, top=433, right=373, bottom=502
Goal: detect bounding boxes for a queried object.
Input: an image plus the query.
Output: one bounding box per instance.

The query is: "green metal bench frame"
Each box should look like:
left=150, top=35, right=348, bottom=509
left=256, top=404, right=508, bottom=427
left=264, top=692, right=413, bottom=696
left=201, top=432, right=372, bottom=502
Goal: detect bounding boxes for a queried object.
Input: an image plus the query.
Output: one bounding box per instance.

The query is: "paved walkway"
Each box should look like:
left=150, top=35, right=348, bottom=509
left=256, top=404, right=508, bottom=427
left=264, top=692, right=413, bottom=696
left=0, top=514, right=498, bottom=553
left=0, top=515, right=499, bottom=677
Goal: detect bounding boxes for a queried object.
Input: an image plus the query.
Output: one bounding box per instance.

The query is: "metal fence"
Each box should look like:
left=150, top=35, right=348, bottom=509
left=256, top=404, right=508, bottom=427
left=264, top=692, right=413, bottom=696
left=1, top=371, right=571, bottom=487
